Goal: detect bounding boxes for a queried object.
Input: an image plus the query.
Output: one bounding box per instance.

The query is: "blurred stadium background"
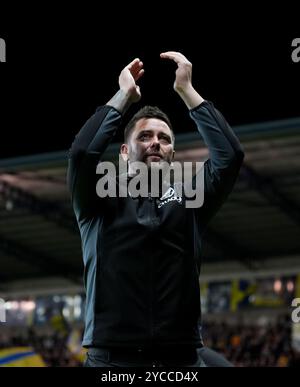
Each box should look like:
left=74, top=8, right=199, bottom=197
left=0, top=115, right=300, bottom=367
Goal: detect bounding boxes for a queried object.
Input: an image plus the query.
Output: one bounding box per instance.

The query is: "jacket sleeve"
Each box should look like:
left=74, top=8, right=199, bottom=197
left=67, top=105, right=122, bottom=220
left=189, top=100, right=244, bottom=226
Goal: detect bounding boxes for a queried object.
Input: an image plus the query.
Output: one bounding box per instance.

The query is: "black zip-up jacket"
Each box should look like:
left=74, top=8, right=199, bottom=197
left=67, top=101, right=244, bottom=348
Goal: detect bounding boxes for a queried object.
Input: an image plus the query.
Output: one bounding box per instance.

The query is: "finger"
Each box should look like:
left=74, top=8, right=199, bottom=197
left=130, top=60, right=143, bottom=74
left=161, top=51, right=186, bottom=58
left=133, top=60, right=143, bottom=70
left=160, top=51, right=187, bottom=63
left=131, top=61, right=143, bottom=77
left=134, top=68, right=144, bottom=81
left=160, top=52, right=181, bottom=64
left=126, top=58, right=141, bottom=70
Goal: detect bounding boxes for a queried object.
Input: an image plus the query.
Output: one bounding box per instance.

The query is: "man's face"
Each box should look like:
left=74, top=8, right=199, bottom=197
left=121, top=118, right=175, bottom=168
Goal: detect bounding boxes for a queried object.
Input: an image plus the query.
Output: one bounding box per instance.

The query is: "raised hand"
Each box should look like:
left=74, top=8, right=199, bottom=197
left=160, top=51, right=192, bottom=94
left=119, top=58, right=144, bottom=103
left=106, top=58, right=144, bottom=113
left=160, top=51, right=204, bottom=109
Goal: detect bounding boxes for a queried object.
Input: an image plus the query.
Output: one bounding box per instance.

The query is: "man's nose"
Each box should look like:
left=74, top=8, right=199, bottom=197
left=150, top=137, right=160, bottom=150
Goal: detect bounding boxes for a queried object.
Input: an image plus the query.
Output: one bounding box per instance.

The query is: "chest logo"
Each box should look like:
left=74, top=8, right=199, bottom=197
left=158, top=187, right=182, bottom=208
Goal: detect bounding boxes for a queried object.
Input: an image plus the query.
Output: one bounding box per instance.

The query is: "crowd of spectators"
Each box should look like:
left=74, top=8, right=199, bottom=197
left=202, top=316, right=300, bottom=367
left=1, top=315, right=300, bottom=367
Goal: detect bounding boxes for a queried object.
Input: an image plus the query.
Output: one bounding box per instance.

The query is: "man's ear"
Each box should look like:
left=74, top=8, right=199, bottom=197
left=120, top=144, right=129, bottom=161
left=170, top=150, right=175, bottom=166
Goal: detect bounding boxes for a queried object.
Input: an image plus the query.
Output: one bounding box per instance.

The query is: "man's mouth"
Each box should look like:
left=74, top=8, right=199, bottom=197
left=146, top=154, right=162, bottom=161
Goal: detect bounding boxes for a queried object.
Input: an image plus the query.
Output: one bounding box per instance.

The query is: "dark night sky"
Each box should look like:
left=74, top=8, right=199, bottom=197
left=0, top=5, right=299, bottom=159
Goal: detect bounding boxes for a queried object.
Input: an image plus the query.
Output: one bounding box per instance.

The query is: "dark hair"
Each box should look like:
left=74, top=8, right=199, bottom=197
left=124, top=106, right=175, bottom=144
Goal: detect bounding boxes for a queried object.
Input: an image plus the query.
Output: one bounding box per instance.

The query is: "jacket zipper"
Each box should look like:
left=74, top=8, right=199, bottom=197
left=148, top=193, right=156, bottom=341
